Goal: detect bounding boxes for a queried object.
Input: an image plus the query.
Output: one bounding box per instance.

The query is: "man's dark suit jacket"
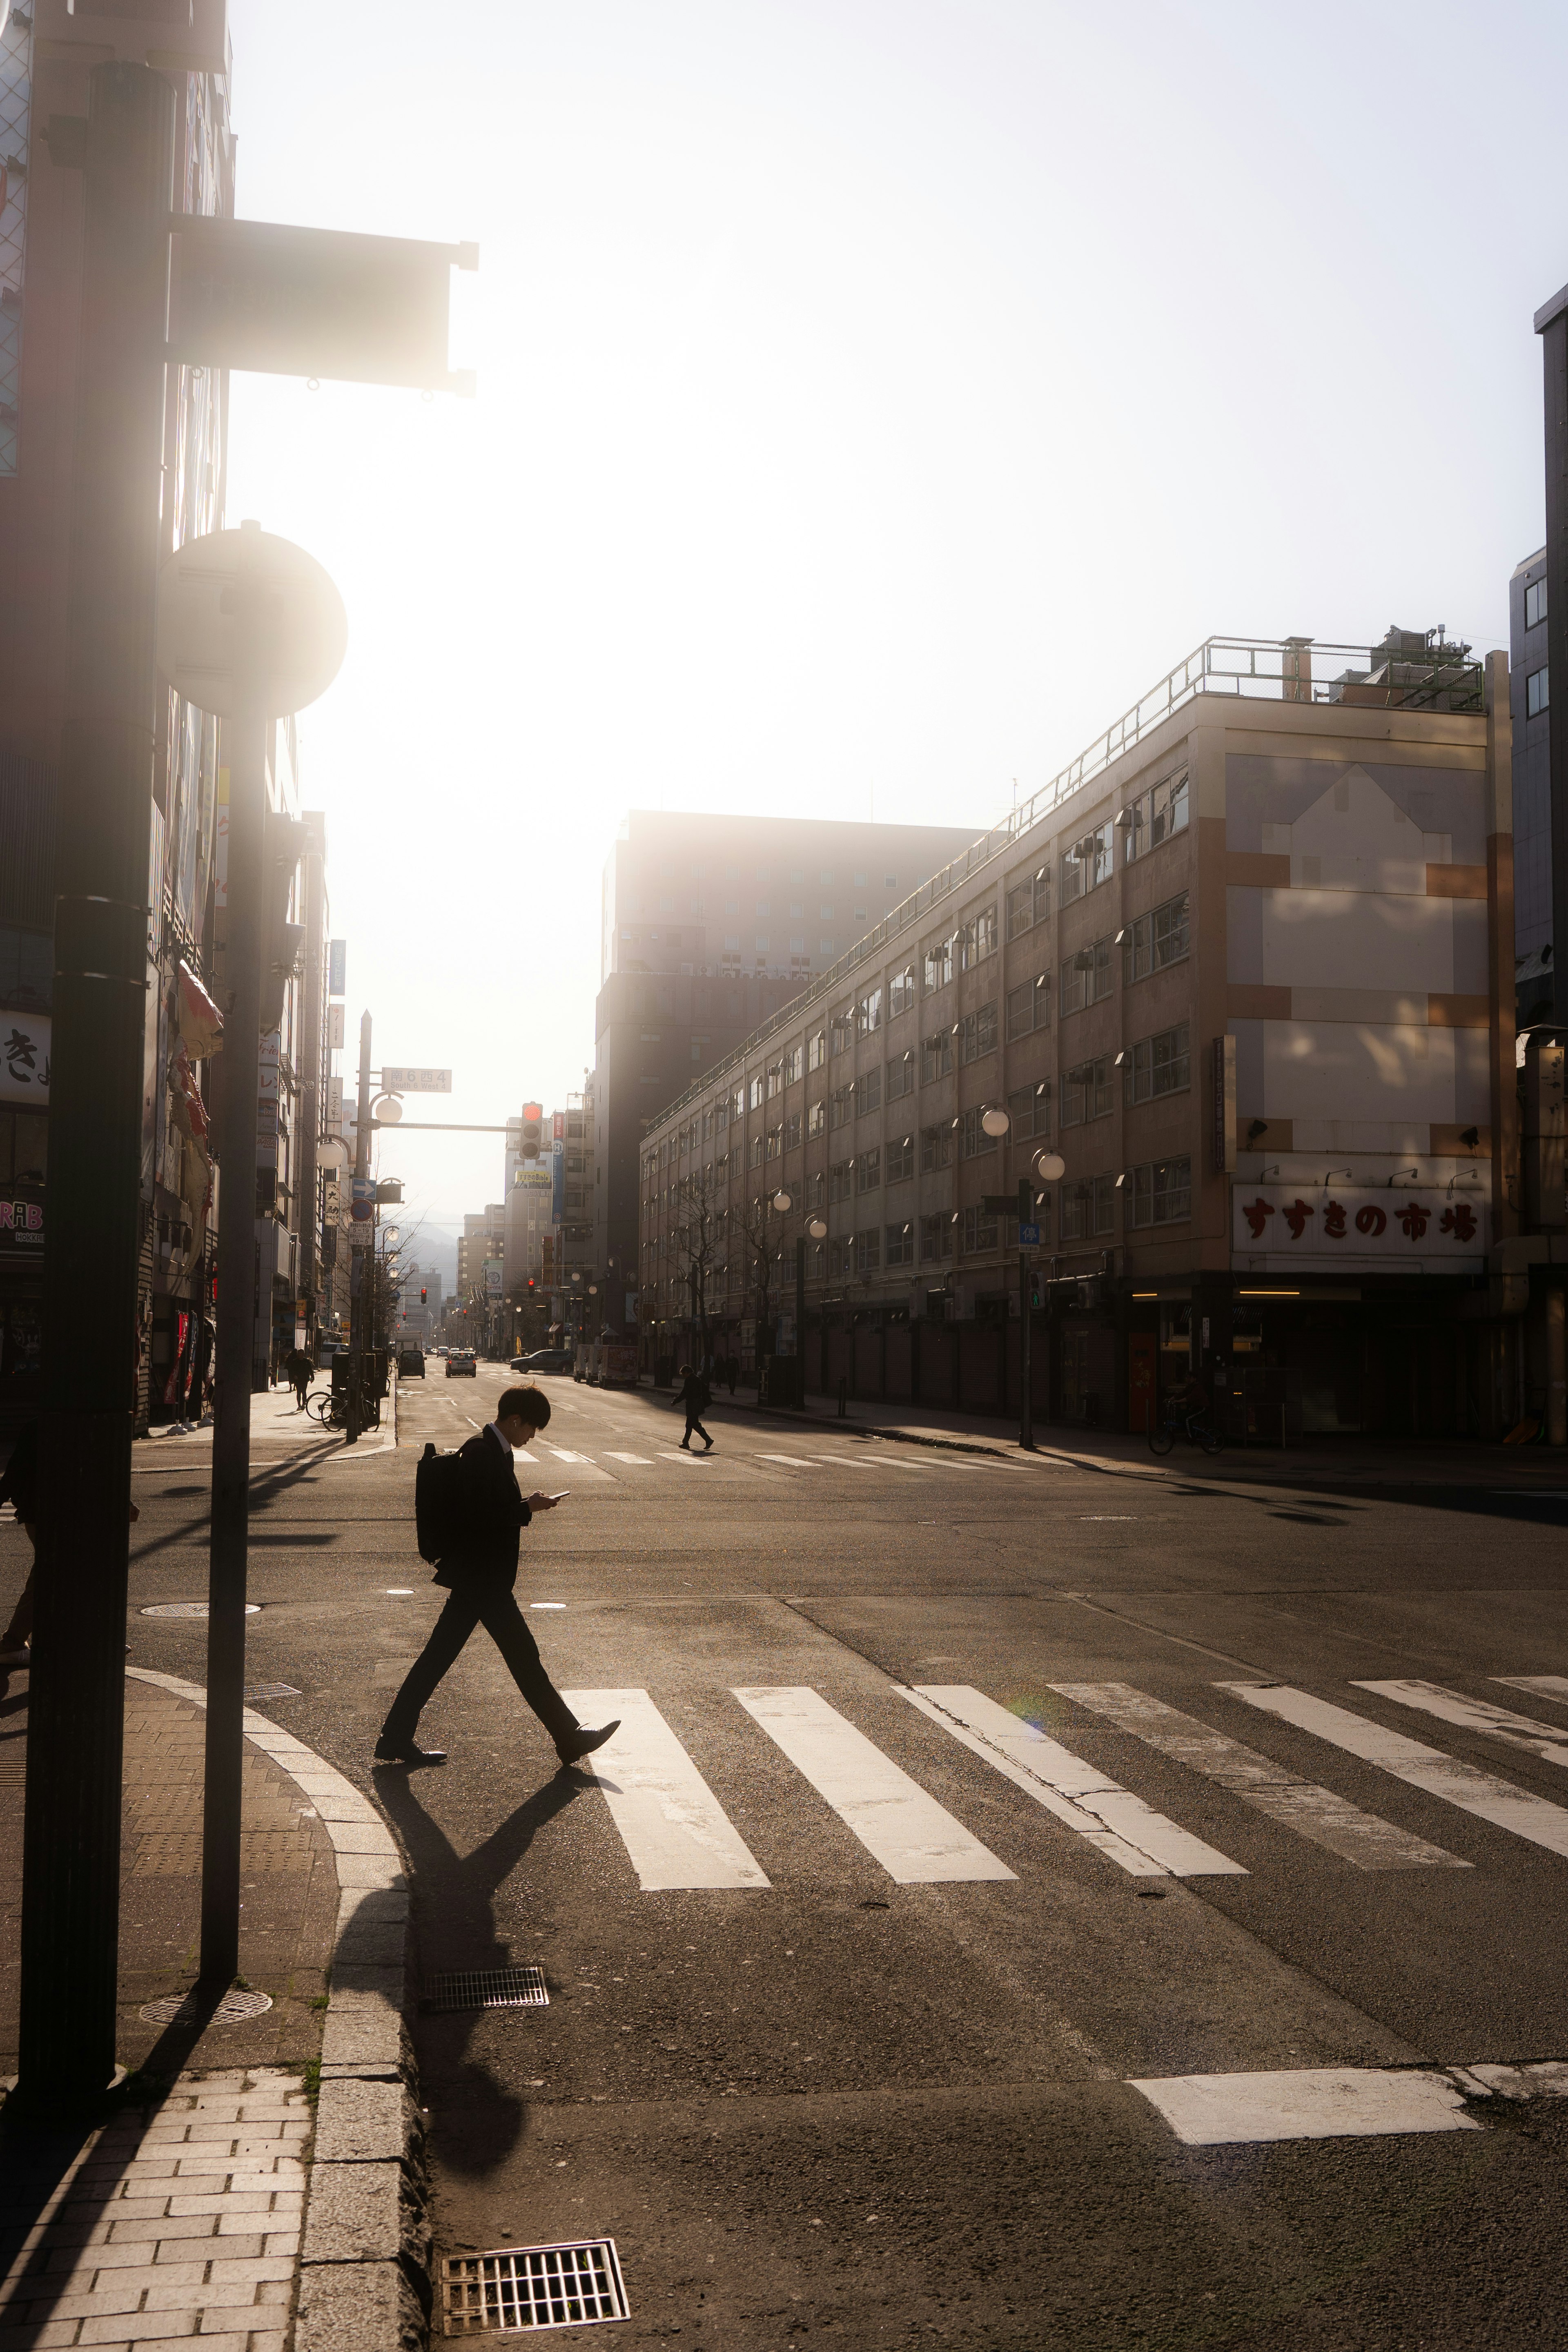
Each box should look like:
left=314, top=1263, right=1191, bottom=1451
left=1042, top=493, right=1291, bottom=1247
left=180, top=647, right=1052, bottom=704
left=432, top=1430, right=532, bottom=1591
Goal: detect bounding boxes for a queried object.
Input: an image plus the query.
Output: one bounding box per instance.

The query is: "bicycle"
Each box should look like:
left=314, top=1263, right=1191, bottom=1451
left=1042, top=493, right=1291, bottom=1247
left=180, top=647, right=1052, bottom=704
left=307, top=1383, right=380, bottom=1431
left=1147, top=1410, right=1223, bottom=1457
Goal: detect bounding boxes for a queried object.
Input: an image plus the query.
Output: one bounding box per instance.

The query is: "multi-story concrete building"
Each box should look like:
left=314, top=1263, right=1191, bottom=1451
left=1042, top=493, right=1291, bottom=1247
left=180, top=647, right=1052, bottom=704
left=593, top=813, right=980, bottom=1316
left=1511, top=548, right=1553, bottom=1022
left=641, top=632, right=1525, bottom=1441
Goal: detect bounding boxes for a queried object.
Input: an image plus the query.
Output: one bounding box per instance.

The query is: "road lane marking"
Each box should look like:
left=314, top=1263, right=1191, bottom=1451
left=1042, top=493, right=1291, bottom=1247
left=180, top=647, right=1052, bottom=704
left=604, top=1452, right=653, bottom=1464
left=1495, top=1675, right=1568, bottom=1707
left=731, top=1685, right=1016, bottom=1883
left=558, top=1687, right=770, bottom=1891
left=1354, top=1679, right=1568, bottom=1768
left=1052, top=1682, right=1466, bottom=1870
left=546, top=1449, right=591, bottom=1461
left=757, top=1454, right=813, bottom=1468
left=904, top=1686, right=1243, bottom=1878
left=1131, top=2066, right=1479, bottom=2147
left=1222, top=1684, right=1568, bottom=1859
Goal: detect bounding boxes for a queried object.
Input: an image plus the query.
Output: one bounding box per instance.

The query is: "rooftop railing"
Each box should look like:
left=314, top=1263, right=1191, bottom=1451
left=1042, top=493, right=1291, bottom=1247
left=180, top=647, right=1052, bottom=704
left=643, top=631, right=1485, bottom=1147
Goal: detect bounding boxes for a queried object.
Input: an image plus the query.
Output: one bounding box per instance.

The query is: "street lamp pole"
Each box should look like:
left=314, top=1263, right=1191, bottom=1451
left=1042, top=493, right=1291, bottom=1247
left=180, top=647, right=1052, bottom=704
left=1018, top=1175, right=1034, bottom=1454
left=346, top=1013, right=372, bottom=1440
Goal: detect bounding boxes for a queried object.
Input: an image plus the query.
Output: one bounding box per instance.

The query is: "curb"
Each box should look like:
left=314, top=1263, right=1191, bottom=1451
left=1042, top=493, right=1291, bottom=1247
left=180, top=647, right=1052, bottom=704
left=128, top=1669, right=431, bottom=2352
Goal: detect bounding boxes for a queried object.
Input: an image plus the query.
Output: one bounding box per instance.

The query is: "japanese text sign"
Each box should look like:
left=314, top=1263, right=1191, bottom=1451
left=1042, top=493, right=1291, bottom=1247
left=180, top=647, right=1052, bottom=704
left=1233, top=1185, right=1483, bottom=1262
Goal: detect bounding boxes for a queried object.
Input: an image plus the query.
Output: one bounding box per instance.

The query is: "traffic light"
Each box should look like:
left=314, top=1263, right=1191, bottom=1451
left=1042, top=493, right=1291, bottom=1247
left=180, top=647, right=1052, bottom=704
left=259, top=809, right=307, bottom=1033
left=420, top=1286, right=427, bottom=1303
left=526, top=1277, right=536, bottom=1294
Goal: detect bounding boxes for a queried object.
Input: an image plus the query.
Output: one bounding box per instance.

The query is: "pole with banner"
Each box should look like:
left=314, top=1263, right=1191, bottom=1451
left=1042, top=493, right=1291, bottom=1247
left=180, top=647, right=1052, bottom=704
left=347, top=1016, right=374, bottom=1441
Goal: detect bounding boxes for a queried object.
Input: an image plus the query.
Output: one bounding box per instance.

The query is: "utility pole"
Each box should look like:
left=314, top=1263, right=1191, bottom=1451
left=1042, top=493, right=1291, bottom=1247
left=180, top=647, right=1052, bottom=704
left=1018, top=1176, right=1035, bottom=1453
left=200, top=526, right=269, bottom=1988
left=19, top=62, right=176, bottom=2105
left=346, top=1012, right=372, bottom=1441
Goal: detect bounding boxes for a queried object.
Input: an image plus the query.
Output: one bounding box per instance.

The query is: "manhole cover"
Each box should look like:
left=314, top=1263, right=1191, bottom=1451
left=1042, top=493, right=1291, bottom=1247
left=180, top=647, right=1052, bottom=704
left=441, top=2241, right=628, bottom=2334
left=139, top=1602, right=261, bottom=1618
left=138, top=1987, right=274, bottom=2025
left=423, top=1965, right=548, bottom=2015
left=245, top=1683, right=301, bottom=1701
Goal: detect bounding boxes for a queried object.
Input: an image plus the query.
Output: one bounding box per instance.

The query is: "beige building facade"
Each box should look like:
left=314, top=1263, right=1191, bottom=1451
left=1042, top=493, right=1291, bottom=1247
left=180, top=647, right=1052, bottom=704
left=639, top=633, right=1529, bottom=1440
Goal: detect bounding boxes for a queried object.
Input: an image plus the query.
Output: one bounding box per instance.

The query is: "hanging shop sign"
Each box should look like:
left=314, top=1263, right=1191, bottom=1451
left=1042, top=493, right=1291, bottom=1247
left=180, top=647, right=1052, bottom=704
left=0, top=1011, right=50, bottom=1107
left=1232, top=1184, right=1484, bottom=1266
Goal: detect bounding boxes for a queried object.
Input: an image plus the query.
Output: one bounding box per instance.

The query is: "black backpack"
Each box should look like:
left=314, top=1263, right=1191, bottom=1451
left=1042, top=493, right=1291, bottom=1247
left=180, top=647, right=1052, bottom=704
left=414, top=1442, right=468, bottom=1565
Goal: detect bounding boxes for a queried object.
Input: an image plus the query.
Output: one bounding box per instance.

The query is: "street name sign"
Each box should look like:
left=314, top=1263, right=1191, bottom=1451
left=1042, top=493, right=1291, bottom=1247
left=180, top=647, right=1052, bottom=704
left=382, top=1068, right=452, bottom=1092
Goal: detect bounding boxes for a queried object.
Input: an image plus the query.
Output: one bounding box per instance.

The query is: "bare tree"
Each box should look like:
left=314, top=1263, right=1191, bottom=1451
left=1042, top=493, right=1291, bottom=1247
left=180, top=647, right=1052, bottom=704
left=738, top=1188, right=790, bottom=1356
left=671, top=1163, right=722, bottom=1367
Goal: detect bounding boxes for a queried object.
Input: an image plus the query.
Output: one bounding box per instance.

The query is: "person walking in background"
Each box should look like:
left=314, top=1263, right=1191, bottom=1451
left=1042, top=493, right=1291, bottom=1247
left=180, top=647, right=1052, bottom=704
left=676, top=1362, right=713, bottom=1451
left=285, top=1345, right=314, bottom=1410
left=374, top=1383, right=620, bottom=1770
left=724, top=1352, right=738, bottom=1397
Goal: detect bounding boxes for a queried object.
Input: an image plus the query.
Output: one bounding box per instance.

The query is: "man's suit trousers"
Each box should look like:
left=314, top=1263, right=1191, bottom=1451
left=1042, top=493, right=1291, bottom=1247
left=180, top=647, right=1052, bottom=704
left=380, top=1582, right=580, bottom=1746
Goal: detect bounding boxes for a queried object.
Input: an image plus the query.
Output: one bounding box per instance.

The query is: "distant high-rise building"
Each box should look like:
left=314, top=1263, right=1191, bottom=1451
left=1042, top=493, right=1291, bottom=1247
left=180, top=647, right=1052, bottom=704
left=1511, top=546, right=1553, bottom=1021
left=592, top=812, right=982, bottom=1314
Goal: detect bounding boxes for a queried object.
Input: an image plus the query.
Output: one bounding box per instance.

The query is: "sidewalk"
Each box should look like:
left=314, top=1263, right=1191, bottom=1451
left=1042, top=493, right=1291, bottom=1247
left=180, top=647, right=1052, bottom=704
left=0, top=1671, right=424, bottom=2352
left=697, top=1383, right=1568, bottom=1491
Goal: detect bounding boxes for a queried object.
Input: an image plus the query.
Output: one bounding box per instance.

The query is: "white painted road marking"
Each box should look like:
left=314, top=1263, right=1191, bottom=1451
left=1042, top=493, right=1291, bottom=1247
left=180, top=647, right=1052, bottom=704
left=906, top=1685, right=1243, bottom=1878
left=659, top=1448, right=714, bottom=1464
left=1223, top=1684, right=1568, bottom=1860
left=1354, top=1679, right=1568, bottom=1768
left=546, top=1448, right=591, bottom=1462
left=1495, top=1674, right=1568, bottom=1707
left=1131, top=2066, right=1479, bottom=2147
left=1054, top=1682, right=1466, bottom=1870
left=731, top=1685, right=1017, bottom=1884
left=604, top=1452, right=653, bottom=1465
left=559, top=1687, right=770, bottom=1891
left=757, top=1454, right=813, bottom=1469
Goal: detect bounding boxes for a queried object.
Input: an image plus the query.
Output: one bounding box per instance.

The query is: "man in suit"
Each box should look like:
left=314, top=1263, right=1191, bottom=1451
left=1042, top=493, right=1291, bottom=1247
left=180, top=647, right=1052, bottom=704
left=374, top=1383, right=619, bottom=1769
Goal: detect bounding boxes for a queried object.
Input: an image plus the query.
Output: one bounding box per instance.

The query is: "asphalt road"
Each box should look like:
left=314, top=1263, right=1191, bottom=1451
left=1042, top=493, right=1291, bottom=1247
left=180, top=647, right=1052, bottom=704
left=70, top=1368, right=1568, bottom=2343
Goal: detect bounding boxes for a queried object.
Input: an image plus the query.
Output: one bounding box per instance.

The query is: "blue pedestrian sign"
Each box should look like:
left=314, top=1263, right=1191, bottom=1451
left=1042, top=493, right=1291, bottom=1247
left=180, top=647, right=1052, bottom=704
left=1019, top=1223, right=1041, bottom=1246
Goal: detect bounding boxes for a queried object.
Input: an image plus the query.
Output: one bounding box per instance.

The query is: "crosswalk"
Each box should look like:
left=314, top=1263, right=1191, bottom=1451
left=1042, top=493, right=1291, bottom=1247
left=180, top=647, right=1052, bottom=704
left=487, top=1436, right=1003, bottom=1486
left=549, top=1669, right=1568, bottom=1898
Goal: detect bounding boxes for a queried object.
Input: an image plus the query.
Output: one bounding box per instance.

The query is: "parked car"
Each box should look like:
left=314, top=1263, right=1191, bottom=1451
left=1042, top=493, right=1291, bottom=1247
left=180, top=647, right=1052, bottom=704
left=396, top=1347, right=425, bottom=1378
left=511, top=1346, right=575, bottom=1374
left=445, top=1350, right=477, bottom=1378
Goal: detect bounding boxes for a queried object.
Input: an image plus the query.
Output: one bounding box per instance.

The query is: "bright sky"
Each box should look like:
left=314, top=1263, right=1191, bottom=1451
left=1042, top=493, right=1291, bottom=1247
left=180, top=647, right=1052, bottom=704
left=225, top=0, right=1566, bottom=1232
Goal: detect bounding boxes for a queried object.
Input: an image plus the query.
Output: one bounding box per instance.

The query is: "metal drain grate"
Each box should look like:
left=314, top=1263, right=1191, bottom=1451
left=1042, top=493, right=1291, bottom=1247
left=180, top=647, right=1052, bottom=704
left=139, top=1987, right=274, bottom=2025
left=140, top=1601, right=261, bottom=1618
left=244, top=1683, right=301, bottom=1701
left=423, top=1965, right=548, bottom=2015
left=442, top=2241, right=628, bottom=2334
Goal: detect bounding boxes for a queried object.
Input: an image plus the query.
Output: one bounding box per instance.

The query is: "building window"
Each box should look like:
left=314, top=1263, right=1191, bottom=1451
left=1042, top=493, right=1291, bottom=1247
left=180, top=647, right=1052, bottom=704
left=829, top=1159, right=853, bottom=1203
left=830, top=1085, right=853, bottom=1130
left=958, top=1106, right=998, bottom=1159
left=831, top=1007, right=854, bottom=1056
left=920, top=1212, right=954, bottom=1263
left=1060, top=936, right=1114, bottom=1015
left=808, top=1030, right=826, bottom=1072
left=886, top=1051, right=915, bottom=1101
left=782, top=1042, right=803, bottom=1085
left=1123, top=891, right=1190, bottom=984
left=748, top=1073, right=764, bottom=1110
left=889, top=963, right=916, bottom=1016
left=1006, top=973, right=1049, bottom=1040
left=920, top=1122, right=954, bottom=1173
left=1007, top=1082, right=1050, bottom=1141
left=956, top=1002, right=998, bottom=1065
left=1060, top=1173, right=1116, bottom=1240
left=1122, top=766, right=1189, bottom=862
left=856, top=1146, right=881, bottom=1194
left=749, top=1132, right=765, bottom=1167
left=765, top=1126, right=782, bottom=1161
left=885, top=1221, right=914, bottom=1267
left=766, top=1062, right=783, bottom=1099
left=856, top=1066, right=882, bottom=1117
left=828, top=1235, right=851, bottom=1280
left=808, top=1099, right=826, bottom=1137
left=1526, top=576, right=1548, bottom=630
left=858, top=985, right=883, bottom=1034
left=723, top=935, right=741, bottom=951
left=1131, top=1155, right=1192, bottom=1227
left=806, top=1168, right=825, bottom=1209
left=820, top=937, right=835, bottom=956
left=958, top=907, right=998, bottom=969
left=1528, top=665, right=1550, bottom=720
left=855, top=1227, right=881, bottom=1276
left=784, top=1109, right=802, bottom=1149
left=921, top=1030, right=954, bottom=1083
left=1062, top=1057, right=1113, bottom=1126
left=961, top=1206, right=1005, bottom=1254
left=1124, top=1021, right=1190, bottom=1105
left=886, top=1133, right=915, bottom=1183
left=923, top=934, right=954, bottom=992
left=1060, top=821, right=1113, bottom=905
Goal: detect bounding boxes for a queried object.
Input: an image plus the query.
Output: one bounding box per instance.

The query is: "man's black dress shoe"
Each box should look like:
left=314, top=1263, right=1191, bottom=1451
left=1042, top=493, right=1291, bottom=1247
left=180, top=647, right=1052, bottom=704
left=556, top=1720, right=621, bottom=1766
left=373, top=1736, right=447, bottom=1766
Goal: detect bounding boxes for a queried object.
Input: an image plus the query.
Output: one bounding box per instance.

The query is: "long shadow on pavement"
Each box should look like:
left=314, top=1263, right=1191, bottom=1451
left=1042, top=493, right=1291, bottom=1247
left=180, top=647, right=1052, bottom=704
left=375, top=1764, right=592, bottom=2175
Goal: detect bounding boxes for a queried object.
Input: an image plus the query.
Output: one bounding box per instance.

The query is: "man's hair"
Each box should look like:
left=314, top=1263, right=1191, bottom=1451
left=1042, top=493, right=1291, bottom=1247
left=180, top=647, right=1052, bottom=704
left=497, top=1384, right=551, bottom=1429
left=679, top=1363, right=691, bottom=1376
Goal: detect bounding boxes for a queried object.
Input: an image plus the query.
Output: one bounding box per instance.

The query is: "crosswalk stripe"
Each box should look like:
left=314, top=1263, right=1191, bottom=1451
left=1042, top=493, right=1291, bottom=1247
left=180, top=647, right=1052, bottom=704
left=757, top=1454, right=812, bottom=1468
left=1131, top=2065, right=1479, bottom=2147
left=659, top=1448, right=714, bottom=1464
left=1053, top=1681, right=1466, bottom=1870
left=731, top=1685, right=1016, bottom=1883
left=1222, top=1684, right=1568, bottom=1860
left=1354, top=1680, right=1568, bottom=1767
left=1495, top=1675, right=1568, bottom=1707
left=558, top=1687, right=770, bottom=1891
left=906, top=1686, right=1243, bottom=1878
left=545, top=1448, right=592, bottom=1462
left=603, top=1452, right=653, bottom=1465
